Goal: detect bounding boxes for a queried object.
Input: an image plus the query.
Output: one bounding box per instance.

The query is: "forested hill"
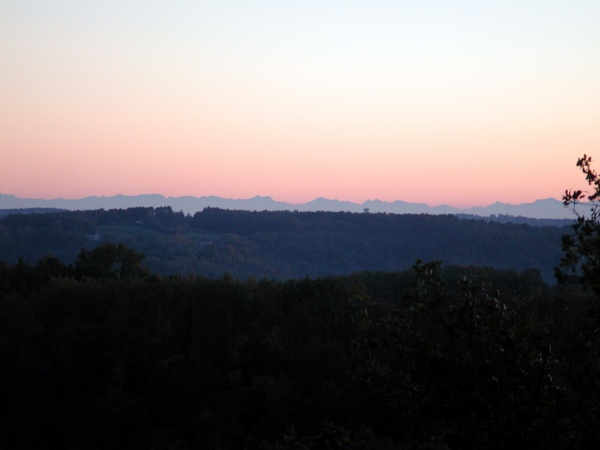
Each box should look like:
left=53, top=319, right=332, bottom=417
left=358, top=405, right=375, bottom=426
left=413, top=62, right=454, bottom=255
left=0, top=206, right=571, bottom=282
left=1, top=250, right=596, bottom=448
left=455, top=213, right=574, bottom=227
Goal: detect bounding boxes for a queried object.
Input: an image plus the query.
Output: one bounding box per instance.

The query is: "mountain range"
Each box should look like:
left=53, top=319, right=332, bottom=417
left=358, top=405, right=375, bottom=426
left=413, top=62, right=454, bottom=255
left=0, top=193, right=577, bottom=219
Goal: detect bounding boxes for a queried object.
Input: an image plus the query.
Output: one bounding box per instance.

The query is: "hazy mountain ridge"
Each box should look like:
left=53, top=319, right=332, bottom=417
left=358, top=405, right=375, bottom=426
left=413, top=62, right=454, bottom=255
left=0, top=193, right=574, bottom=219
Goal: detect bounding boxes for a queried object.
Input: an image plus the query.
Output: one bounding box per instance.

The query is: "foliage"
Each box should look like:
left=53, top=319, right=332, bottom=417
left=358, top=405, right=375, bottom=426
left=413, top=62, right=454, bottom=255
left=0, top=206, right=568, bottom=282
left=74, top=243, right=148, bottom=280
left=1, top=249, right=598, bottom=449
left=356, top=261, right=566, bottom=448
left=558, top=154, right=600, bottom=294
left=556, top=155, right=600, bottom=445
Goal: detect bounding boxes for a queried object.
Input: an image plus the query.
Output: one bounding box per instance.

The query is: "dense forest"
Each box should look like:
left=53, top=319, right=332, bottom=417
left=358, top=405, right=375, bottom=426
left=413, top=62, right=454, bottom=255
left=0, top=206, right=570, bottom=282
left=0, top=244, right=599, bottom=449
left=0, top=217, right=598, bottom=448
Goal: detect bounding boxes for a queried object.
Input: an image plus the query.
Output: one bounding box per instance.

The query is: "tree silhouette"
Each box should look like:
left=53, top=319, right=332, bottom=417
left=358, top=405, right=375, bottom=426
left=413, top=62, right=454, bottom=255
left=558, top=154, right=600, bottom=294
left=74, top=243, right=148, bottom=281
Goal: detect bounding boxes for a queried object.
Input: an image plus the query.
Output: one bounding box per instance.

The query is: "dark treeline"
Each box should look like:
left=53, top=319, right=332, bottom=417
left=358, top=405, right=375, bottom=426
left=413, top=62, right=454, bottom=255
left=0, top=207, right=67, bottom=218
left=0, top=247, right=598, bottom=449
left=0, top=206, right=569, bottom=282
left=455, top=213, right=574, bottom=227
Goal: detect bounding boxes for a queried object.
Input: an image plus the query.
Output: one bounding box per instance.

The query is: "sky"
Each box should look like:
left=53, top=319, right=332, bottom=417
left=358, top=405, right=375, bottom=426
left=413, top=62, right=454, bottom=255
left=1, top=1, right=599, bottom=207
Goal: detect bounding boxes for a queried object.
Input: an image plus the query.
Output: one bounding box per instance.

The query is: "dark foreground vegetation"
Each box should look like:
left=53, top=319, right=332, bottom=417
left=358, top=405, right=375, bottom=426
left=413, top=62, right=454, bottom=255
left=0, top=243, right=598, bottom=449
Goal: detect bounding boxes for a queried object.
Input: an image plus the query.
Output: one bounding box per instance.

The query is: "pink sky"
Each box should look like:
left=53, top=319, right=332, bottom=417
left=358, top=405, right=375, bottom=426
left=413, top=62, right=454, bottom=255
left=1, top=1, right=599, bottom=207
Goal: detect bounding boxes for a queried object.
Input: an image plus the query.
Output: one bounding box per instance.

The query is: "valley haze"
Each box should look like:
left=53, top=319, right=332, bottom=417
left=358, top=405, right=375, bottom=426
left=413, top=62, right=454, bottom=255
left=0, top=193, right=574, bottom=220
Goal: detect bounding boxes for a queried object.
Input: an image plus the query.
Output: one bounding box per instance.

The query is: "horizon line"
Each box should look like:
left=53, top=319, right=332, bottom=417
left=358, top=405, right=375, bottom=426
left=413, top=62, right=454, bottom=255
left=0, top=192, right=565, bottom=211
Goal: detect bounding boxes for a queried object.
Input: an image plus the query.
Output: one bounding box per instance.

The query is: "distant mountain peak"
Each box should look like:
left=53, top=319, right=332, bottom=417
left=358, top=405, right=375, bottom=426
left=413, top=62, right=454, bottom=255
left=0, top=194, right=575, bottom=219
